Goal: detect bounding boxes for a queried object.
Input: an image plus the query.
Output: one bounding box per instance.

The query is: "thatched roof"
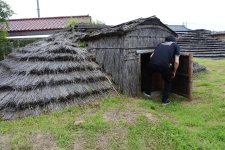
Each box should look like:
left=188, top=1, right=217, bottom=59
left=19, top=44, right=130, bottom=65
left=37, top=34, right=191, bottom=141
left=81, top=16, right=177, bottom=40
left=0, top=31, right=114, bottom=120
left=177, top=29, right=225, bottom=58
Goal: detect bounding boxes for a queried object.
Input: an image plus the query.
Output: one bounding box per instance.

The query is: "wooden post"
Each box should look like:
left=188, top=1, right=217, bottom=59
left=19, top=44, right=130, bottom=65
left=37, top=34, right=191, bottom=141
left=188, top=53, right=193, bottom=100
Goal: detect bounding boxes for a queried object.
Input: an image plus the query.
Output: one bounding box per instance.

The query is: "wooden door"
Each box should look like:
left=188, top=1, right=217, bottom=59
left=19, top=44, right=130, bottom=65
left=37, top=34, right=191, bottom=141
left=171, top=53, right=193, bottom=100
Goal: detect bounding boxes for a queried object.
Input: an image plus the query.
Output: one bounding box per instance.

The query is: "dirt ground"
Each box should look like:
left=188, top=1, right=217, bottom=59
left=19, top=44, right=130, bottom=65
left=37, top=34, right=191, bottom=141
left=0, top=106, right=161, bottom=150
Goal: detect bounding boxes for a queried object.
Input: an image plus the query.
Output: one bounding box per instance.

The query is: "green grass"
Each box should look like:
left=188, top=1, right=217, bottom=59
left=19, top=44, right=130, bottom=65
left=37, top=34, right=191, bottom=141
left=1, top=58, right=225, bottom=150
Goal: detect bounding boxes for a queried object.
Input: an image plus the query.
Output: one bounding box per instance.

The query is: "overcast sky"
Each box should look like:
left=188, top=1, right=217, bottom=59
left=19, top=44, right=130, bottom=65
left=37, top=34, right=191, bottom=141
left=5, top=0, right=225, bottom=31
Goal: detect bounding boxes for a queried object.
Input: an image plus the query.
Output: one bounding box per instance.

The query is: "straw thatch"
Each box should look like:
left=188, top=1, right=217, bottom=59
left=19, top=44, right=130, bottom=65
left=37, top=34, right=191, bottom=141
left=193, top=62, right=208, bottom=74
left=82, top=16, right=176, bottom=40
left=0, top=30, right=114, bottom=120
left=177, top=29, right=225, bottom=58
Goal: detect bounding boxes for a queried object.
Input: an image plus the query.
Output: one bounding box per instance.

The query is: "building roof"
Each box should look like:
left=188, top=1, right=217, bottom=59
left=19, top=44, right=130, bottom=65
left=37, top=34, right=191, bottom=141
left=82, top=16, right=177, bottom=40
left=6, top=15, right=91, bottom=32
left=177, top=29, right=225, bottom=58
left=211, top=31, right=225, bottom=35
left=167, top=25, right=191, bottom=32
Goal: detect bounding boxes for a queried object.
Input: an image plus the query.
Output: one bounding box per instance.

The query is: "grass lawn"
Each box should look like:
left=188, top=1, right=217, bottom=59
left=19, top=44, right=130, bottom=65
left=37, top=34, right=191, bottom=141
left=0, top=58, right=225, bottom=150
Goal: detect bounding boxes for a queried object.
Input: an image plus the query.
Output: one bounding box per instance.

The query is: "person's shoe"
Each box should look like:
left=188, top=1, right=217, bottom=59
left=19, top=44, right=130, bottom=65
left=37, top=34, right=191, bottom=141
left=162, top=99, right=171, bottom=105
left=143, top=91, right=151, bottom=98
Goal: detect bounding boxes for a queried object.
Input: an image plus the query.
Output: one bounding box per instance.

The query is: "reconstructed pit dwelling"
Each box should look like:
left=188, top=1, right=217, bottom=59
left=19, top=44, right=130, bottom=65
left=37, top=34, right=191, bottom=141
left=3, top=16, right=216, bottom=120
left=81, top=16, right=193, bottom=99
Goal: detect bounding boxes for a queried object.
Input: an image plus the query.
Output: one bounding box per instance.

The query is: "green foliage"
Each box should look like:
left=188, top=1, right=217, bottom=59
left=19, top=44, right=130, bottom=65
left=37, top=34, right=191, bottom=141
left=127, top=117, right=194, bottom=149
left=88, top=86, right=93, bottom=92
left=66, top=17, right=77, bottom=34
left=66, top=17, right=77, bottom=28
left=0, top=0, right=15, bottom=60
left=89, top=19, right=105, bottom=25
left=10, top=134, right=33, bottom=150
left=0, top=0, right=14, bottom=24
left=0, top=31, right=10, bottom=60
left=0, top=29, right=7, bottom=43
left=55, top=98, right=59, bottom=103
left=0, top=38, right=39, bottom=61
left=79, top=41, right=87, bottom=47
left=12, top=38, right=38, bottom=48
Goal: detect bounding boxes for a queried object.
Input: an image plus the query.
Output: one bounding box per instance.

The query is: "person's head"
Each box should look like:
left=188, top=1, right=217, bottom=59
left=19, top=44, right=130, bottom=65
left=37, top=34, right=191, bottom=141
left=165, top=35, right=176, bottom=42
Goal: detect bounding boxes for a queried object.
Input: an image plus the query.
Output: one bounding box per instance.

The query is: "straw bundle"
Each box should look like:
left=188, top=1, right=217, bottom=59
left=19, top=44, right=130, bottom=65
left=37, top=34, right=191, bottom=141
left=0, top=31, right=113, bottom=120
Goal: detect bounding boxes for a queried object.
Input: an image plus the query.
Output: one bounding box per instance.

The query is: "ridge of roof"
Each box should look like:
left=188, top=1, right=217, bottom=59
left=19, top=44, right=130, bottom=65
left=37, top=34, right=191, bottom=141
left=8, top=15, right=91, bottom=21
left=111, top=15, right=156, bottom=28
left=82, top=15, right=177, bottom=39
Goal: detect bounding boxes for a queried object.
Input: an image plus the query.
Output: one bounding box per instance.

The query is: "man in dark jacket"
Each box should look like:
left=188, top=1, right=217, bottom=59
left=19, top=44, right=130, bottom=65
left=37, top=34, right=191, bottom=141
left=143, top=35, right=180, bottom=105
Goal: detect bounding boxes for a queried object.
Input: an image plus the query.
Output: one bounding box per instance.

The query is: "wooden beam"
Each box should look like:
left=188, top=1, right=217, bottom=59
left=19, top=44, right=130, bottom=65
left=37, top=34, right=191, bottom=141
left=136, top=49, right=154, bottom=54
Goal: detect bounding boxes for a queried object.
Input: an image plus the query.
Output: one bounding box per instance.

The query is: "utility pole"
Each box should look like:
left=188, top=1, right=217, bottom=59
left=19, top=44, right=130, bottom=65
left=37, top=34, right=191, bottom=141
left=37, top=0, right=40, bottom=18
left=183, top=22, right=187, bottom=27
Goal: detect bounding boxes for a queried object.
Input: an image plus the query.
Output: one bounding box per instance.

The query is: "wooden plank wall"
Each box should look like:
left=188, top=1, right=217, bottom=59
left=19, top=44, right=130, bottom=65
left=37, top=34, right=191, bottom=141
left=87, top=25, right=175, bottom=96
left=88, top=36, right=123, bottom=89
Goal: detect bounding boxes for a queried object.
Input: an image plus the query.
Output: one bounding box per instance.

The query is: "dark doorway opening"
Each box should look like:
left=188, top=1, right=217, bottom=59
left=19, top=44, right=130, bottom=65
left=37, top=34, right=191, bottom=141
left=141, top=53, right=150, bottom=92
left=140, top=53, right=164, bottom=93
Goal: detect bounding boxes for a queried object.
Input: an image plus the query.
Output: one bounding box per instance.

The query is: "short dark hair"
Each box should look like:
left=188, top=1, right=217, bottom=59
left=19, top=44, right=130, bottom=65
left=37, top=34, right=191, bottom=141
left=165, top=35, right=176, bottom=42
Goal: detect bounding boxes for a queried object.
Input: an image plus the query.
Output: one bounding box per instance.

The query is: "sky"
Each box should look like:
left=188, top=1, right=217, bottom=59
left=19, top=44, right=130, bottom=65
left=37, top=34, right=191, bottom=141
left=5, top=0, right=225, bottom=31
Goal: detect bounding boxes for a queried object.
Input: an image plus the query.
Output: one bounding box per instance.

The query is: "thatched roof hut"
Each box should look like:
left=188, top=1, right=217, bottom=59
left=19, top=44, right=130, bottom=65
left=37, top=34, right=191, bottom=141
left=0, top=31, right=113, bottom=120
left=75, top=16, right=193, bottom=100
left=80, top=16, right=182, bottom=97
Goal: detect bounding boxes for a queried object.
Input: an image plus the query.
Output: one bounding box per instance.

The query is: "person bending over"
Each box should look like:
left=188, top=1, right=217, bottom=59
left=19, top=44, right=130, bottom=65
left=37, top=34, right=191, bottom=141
left=143, top=35, right=180, bottom=105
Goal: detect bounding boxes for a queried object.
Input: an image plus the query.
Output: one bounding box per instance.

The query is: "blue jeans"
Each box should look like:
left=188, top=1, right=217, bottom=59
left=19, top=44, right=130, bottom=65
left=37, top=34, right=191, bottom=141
left=145, top=64, right=172, bottom=103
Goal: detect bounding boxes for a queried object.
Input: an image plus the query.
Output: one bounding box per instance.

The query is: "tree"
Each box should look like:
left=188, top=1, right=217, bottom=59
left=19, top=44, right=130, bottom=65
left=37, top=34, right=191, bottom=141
left=0, top=0, right=14, bottom=24
left=0, top=0, right=14, bottom=60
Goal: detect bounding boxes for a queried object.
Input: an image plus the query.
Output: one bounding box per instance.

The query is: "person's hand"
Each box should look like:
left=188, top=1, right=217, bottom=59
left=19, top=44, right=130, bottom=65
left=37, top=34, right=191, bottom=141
left=172, top=71, right=176, bottom=78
